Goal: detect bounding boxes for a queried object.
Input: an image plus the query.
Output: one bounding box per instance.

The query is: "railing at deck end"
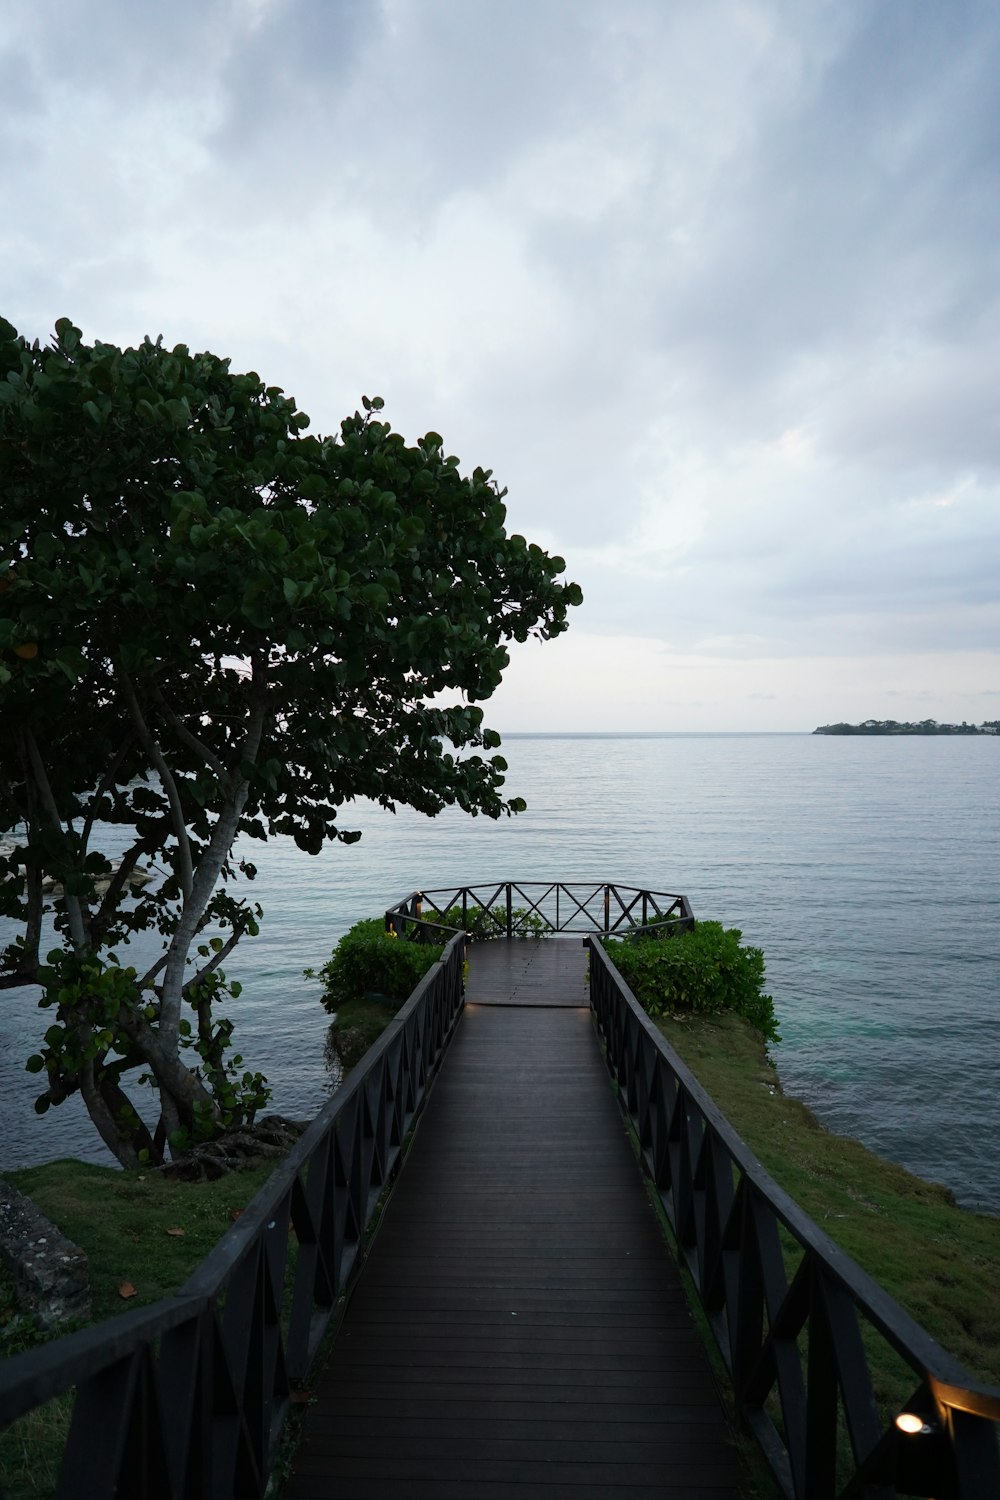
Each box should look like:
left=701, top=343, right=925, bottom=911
left=587, top=935, right=1000, bottom=1500
left=385, top=879, right=695, bottom=942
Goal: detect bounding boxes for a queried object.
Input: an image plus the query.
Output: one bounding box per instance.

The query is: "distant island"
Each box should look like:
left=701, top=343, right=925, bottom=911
left=814, top=719, right=999, bottom=736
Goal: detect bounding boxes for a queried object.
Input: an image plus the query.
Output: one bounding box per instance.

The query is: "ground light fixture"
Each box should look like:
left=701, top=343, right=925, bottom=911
left=895, top=1412, right=935, bottom=1437
left=893, top=1408, right=950, bottom=1498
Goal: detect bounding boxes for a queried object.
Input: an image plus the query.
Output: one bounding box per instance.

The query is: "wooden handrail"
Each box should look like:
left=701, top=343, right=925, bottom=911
left=587, top=935, right=1000, bottom=1500
left=0, top=937, right=466, bottom=1499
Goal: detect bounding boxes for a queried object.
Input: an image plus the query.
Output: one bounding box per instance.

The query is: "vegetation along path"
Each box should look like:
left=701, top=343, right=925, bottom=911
left=285, top=940, right=744, bottom=1498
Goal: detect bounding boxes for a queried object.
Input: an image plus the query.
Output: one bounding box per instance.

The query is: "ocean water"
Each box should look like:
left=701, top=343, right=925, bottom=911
left=1, top=733, right=997, bottom=1213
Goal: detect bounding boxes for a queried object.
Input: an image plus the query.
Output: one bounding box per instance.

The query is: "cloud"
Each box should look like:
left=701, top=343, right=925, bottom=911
left=485, top=635, right=1000, bottom=731
left=1, top=0, right=998, bottom=727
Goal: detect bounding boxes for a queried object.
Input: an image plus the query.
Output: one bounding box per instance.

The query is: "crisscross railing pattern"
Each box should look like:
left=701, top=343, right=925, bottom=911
left=588, top=937, right=1000, bottom=1500
left=5, top=889, right=997, bottom=1500
left=0, top=935, right=465, bottom=1500
left=385, top=880, right=694, bottom=940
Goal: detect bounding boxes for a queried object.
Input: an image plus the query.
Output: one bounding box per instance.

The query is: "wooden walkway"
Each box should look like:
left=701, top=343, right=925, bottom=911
left=285, top=941, right=744, bottom=1499
left=464, top=935, right=591, bottom=1007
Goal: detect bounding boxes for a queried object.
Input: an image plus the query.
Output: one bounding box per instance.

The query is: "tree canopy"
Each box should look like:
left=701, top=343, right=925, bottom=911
left=0, top=316, right=581, bottom=1168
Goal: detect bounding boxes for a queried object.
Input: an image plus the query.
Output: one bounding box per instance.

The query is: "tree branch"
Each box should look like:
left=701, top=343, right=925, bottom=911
left=91, top=834, right=160, bottom=948
left=21, top=858, right=43, bottom=976
left=95, top=1072, right=157, bottom=1161
left=149, top=683, right=232, bottom=790
left=0, top=773, right=29, bottom=829
left=136, top=950, right=169, bottom=993
left=18, top=745, right=44, bottom=976
left=79, top=1057, right=140, bottom=1167
left=20, top=726, right=88, bottom=952
left=182, top=924, right=245, bottom=997
left=79, top=732, right=135, bottom=857
left=117, top=665, right=194, bottom=902
left=155, top=672, right=270, bottom=1051
left=0, top=969, right=44, bottom=990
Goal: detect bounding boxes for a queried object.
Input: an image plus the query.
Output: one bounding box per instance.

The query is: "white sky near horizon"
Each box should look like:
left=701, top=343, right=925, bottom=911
left=2, top=0, right=998, bottom=732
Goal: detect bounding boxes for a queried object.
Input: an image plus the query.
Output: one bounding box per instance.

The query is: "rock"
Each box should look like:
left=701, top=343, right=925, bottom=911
left=0, top=842, right=153, bottom=895
left=0, top=1179, right=91, bottom=1330
left=42, top=862, right=154, bottom=896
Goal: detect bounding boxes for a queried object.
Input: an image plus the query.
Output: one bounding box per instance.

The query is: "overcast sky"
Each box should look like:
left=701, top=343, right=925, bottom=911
left=3, top=0, right=998, bottom=730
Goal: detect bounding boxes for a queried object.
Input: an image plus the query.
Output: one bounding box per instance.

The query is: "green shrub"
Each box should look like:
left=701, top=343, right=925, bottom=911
left=432, top=903, right=548, bottom=939
left=602, top=921, right=779, bottom=1044
left=310, top=919, right=444, bottom=1015
left=424, top=904, right=495, bottom=940
left=634, top=915, right=687, bottom=934
left=383, top=902, right=550, bottom=941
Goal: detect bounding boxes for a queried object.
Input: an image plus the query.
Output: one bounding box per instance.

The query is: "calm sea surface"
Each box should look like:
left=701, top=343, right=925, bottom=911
left=1, top=734, right=997, bottom=1212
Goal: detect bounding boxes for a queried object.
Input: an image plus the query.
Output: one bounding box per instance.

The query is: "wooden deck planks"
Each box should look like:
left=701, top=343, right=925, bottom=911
left=285, top=959, right=744, bottom=1499
left=464, top=936, right=589, bottom=1007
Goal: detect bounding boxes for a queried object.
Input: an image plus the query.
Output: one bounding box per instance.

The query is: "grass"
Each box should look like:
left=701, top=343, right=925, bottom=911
left=0, top=1158, right=275, bottom=1499
left=4, top=1158, right=276, bottom=1324
left=325, top=995, right=400, bottom=1073
left=611, top=1011, right=1000, bottom=1495
left=654, top=1011, right=1000, bottom=1387
left=0, top=1011, right=410, bottom=1499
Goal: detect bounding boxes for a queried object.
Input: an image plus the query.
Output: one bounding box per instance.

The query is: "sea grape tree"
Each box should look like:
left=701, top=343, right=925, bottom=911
left=0, top=316, right=581, bottom=1168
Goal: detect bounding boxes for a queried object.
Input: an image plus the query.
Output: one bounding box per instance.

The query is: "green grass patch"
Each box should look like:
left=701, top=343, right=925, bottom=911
left=656, top=1011, right=1000, bottom=1388
left=1, top=1158, right=276, bottom=1498
left=0, top=1386, right=71, bottom=1500
left=4, top=1158, right=275, bottom=1325
left=325, top=995, right=401, bottom=1073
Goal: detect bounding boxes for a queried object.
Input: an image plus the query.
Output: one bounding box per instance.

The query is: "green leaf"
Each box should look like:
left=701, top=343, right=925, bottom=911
left=54, top=318, right=81, bottom=353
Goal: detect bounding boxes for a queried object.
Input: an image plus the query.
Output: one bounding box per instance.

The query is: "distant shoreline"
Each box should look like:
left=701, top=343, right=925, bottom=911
left=497, top=727, right=999, bottom=739
left=814, top=719, right=999, bottom=736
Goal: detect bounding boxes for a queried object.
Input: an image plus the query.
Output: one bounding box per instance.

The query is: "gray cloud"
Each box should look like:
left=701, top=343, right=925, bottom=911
left=1, top=0, right=998, bottom=723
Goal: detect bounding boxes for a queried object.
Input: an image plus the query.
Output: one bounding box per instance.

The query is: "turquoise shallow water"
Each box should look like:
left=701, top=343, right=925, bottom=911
left=1, top=733, right=998, bottom=1211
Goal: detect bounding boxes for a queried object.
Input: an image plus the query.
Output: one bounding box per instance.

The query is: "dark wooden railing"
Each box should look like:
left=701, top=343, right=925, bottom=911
left=588, top=937, right=1000, bottom=1500
left=4, top=883, right=997, bottom=1500
left=385, top=879, right=695, bottom=941
left=0, top=935, right=465, bottom=1500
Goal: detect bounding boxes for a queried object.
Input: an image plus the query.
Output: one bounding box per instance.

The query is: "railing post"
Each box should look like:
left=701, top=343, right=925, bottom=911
left=803, top=1271, right=839, bottom=1500
left=604, top=884, right=610, bottom=933
left=505, top=883, right=513, bottom=938
left=462, top=888, right=468, bottom=930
